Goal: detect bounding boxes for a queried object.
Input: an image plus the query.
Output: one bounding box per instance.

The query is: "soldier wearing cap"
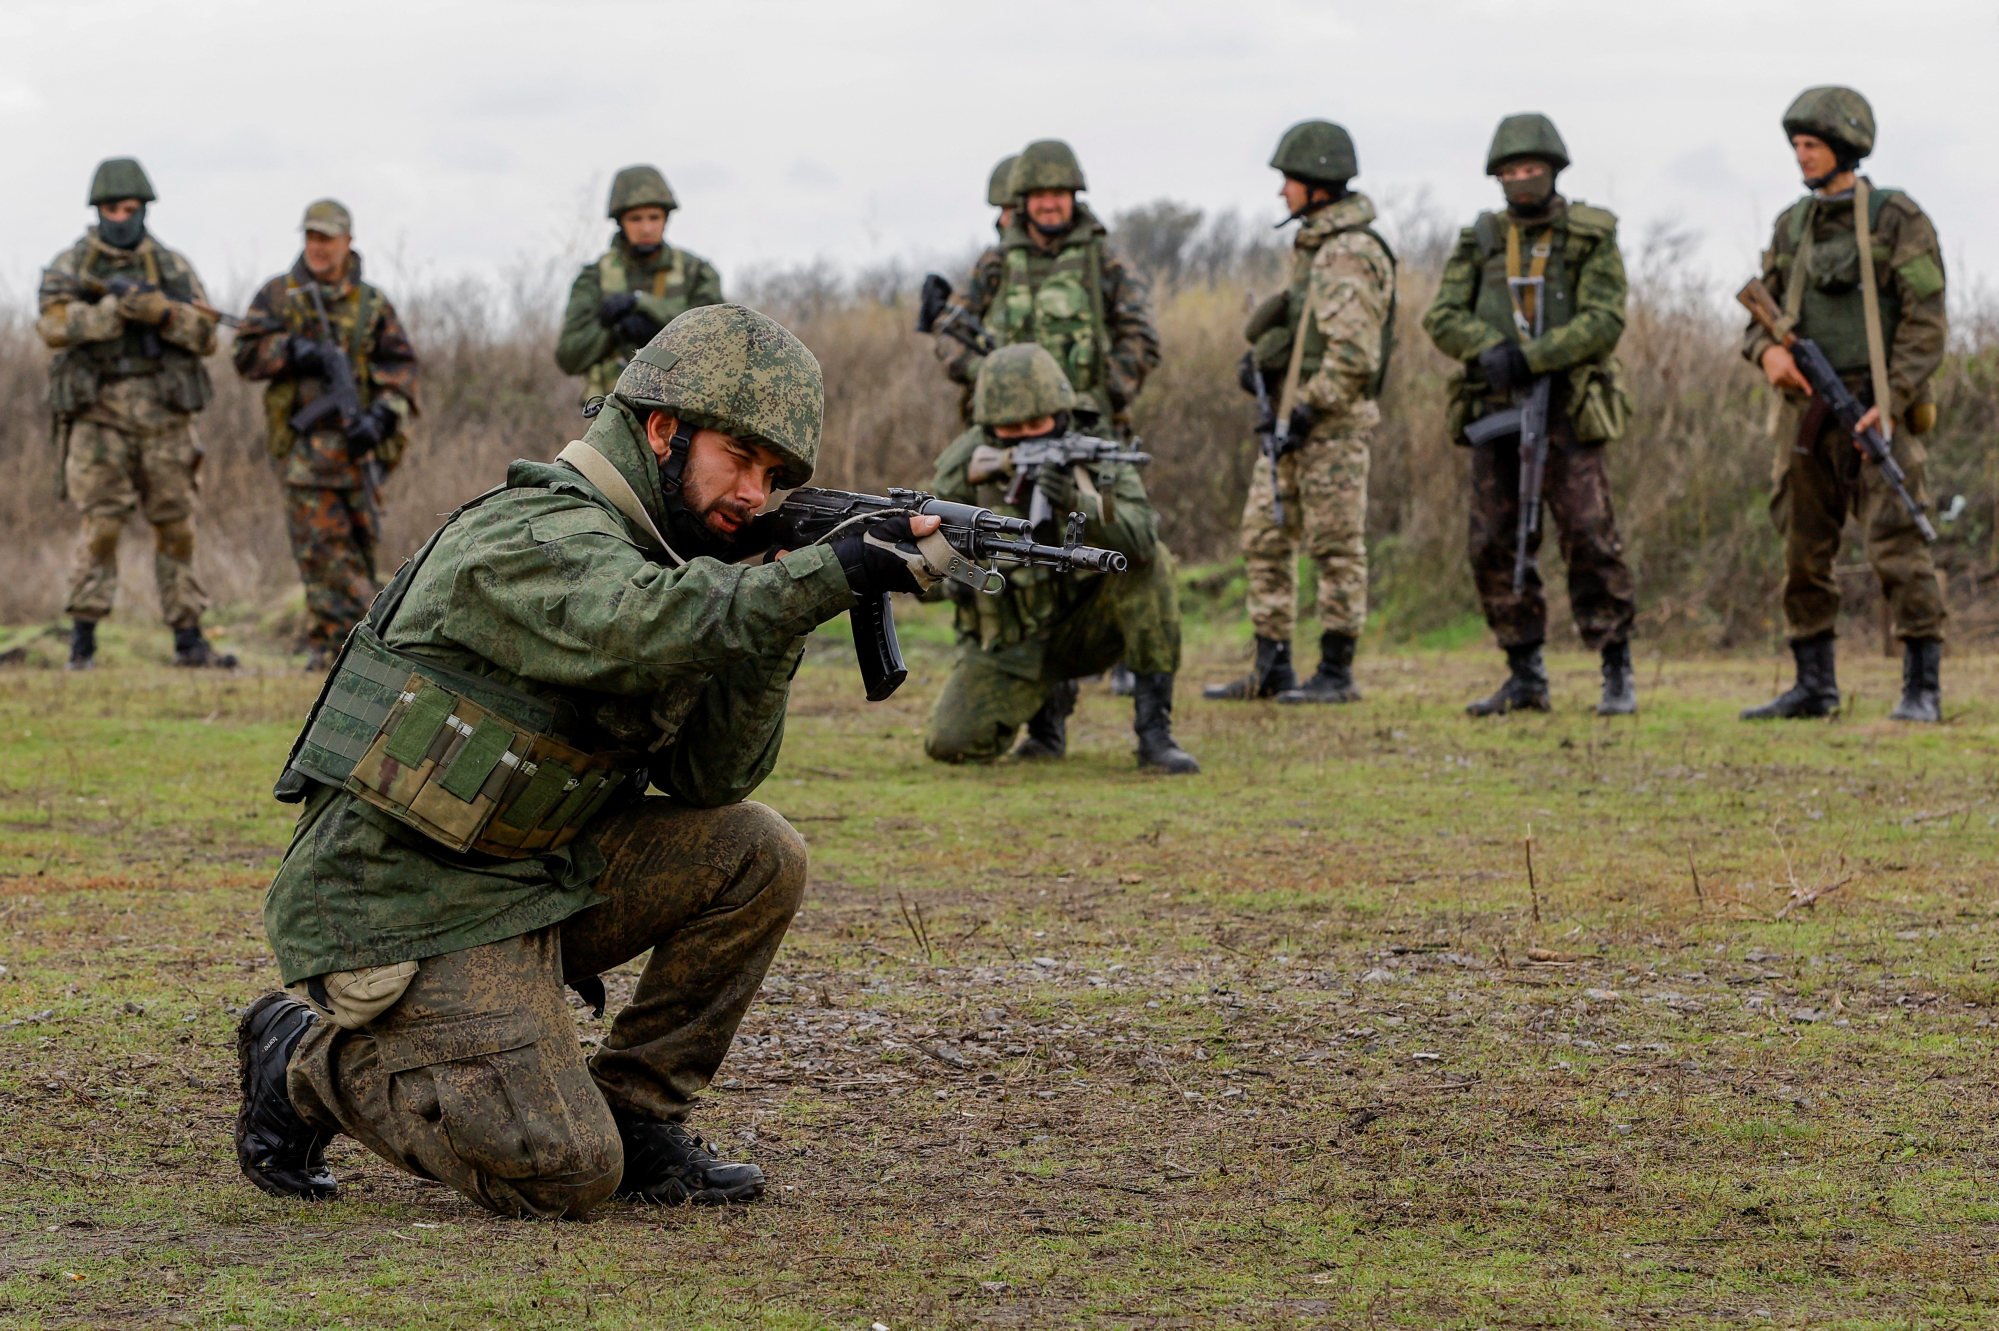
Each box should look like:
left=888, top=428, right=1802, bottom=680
left=556, top=165, right=723, bottom=406
left=234, top=305, right=958, bottom=1216
left=233, top=199, right=420, bottom=667
left=1740, top=87, right=1949, bottom=724
left=1205, top=121, right=1396, bottom=706
left=36, top=156, right=234, bottom=669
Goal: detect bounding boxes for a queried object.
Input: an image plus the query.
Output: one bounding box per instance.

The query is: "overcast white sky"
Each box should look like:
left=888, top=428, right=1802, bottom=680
left=2, top=0, right=1992, bottom=311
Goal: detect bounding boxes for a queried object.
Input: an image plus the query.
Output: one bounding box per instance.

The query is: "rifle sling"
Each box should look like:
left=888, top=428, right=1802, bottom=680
left=554, top=438, right=683, bottom=565
left=1504, top=222, right=1551, bottom=337
left=1853, top=178, right=1895, bottom=441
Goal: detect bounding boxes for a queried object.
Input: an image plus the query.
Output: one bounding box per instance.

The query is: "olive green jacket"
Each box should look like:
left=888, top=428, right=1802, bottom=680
left=262, top=401, right=853, bottom=984
left=555, top=237, right=724, bottom=398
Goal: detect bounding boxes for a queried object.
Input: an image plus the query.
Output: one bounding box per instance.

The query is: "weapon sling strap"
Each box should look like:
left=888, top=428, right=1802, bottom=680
left=1273, top=262, right=1316, bottom=427
left=1504, top=222, right=1552, bottom=336
left=1853, top=178, right=1895, bottom=441
left=554, top=438, right=684, bottom=565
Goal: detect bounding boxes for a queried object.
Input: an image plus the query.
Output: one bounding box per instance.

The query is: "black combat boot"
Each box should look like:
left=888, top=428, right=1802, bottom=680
left=66, top=619, right=97, bottom=671
left=615, top=1117, right=766, bottom=1206
left=1202, top=635, right=1296, bottom=701
left=1276, top=631, right=1360, bottom=704
left=1888, top=637, right=1942, bottom=723
left=1013, top=678, right=1080, bottom=760
left=1107, top=663, right=1136, bottom=697
left=1466, top=642, right=1552, bottom=717
left=1740, top=633, right=1840, bottom=720
left=1133, top=673, right=1200, bottom=774
left=234, top=992, right=338, bottom=1201
left=1596, top=639, right=1637, bottom=716
left=172, top=622, right=238, bottom=669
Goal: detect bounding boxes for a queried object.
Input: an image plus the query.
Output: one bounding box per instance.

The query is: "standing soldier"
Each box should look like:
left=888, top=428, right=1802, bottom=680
left=37, top=157, right=234, bottom=669
left=556, top=165, right=723, bottom=407
left=930, top=153, right=1017, bottom=421
left=924, top=345, right=1198, bottom=774
left=1205, top=121, right=1395, bottom=705
left=1740, top=88, right=1948, bottom=724
left=234, top=200, right=420, bottom=668
left=1421, top=113, right=1638, bottom=717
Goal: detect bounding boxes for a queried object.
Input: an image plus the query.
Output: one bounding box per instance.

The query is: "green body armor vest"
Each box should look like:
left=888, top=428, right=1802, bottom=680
left=49, top=242, right=212, bottom=419
left=1777, top=189, right=1902, bottom=376
left=989, top=234, right=1111, bottom=419
left=1469, top=209, right=1601, bottom=347
left=585, top=247, right=693, bottom=398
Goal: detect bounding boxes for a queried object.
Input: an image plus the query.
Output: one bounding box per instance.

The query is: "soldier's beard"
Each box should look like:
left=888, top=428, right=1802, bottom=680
left=98, top=206, right=147, bottom=250
left=665, top=492, right=760, bottom=562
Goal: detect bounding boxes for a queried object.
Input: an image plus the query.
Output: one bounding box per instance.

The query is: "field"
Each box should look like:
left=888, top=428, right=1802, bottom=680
left=2, top=601, right=1995, bottom=1330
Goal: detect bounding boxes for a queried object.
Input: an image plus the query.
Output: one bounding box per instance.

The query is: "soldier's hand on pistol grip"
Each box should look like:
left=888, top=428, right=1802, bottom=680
left=1034, top=464, right=1082, bottom=515
left=284, top=334, right=324, bottom=376
left=597, top=291, right=639, bottom=328
left=116, top=286, right=172, bottom=327
left=343, top=401, right=399, bottom=457
left=832, top=513, right=950, bottom=597
left=1477, top=342, right=1531, bottom=395
left=1758, top=344, right=1812, bottom=396
left=1285, top=403, right=1318, bottom=441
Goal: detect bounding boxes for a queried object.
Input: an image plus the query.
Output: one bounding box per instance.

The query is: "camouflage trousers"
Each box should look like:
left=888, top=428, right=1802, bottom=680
left=284, top=486, right=379, bottom=653
left=926, top=552, right=1181, bottom=763
left=62, top=419, right=209, bottom=627
left=286, top=799, right=807, bottom=1219
left=1238, top=428, right=1369, bottom=639
left=1468, top=417, right=1636, bottom=650
left=1771, top=399, right=1946, bottom=642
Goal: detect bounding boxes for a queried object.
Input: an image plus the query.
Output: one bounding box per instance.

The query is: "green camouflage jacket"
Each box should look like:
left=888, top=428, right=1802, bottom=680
left=262, top=400, right=853, bottom=984
left=233, top=253, right=420, bottom=488
left=556, top=237, right=724, bottom=401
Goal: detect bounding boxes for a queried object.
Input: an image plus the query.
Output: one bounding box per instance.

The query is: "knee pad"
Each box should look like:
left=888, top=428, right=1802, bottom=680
left=154, top=518, right=196, bottom=563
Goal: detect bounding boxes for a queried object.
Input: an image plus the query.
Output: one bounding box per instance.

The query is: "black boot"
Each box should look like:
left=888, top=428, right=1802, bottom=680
left=1740, top=633, right=1840, bottom=720
left=66, top=619, right=97, bottom=671
left=1466, top=642, right=1552, bottom=717
left=1202, top=635, right=1295, bottom=700
left=1596, top=640, right=1637, bottom=716
left=1012, top=678, right=1080, bottom=760
left=1889, top=637, right=1942, bottom=723
left=173, top=622, right=238, bottom=669
left=1133, top=673, right=1200, bottom=774
left=1107, top=663, right=1136, bottom=697
left=615, top=1117, right=766, bottom=1206
left=1277, top=631, right=1360, bottom=704
left=234, top=992, right=338, bottom=1201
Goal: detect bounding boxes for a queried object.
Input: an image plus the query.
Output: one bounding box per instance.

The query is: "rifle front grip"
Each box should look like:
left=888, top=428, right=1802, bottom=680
left=850, top=590, right=908, bottom=703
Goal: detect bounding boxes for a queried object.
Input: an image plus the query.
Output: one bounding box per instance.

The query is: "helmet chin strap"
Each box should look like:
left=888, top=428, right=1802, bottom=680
left=657, top=420, right=695, bottom=494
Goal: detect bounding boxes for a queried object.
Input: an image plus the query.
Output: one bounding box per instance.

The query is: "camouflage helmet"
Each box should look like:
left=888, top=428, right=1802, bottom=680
left=1270, top=120, right=1358, bottom=186
left=987, top=154, right=1020, bottom=208
left=613, top=304, right=823, bottom=485
left=1485, top=113, right=1570, bottom=175
left=88, top=157, right=155, bottom=206
left=1010, top=139, right=1087, bottom=194
left=973, top=344, right=1077, bottom=427
left=606, top=164, right=678, bottom=219
left=1782, top=86, right=1875, bottom=159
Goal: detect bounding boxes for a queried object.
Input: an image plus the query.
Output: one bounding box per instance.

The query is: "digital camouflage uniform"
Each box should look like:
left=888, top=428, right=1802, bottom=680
left=254, top=308, right=856, bottom=1217
left=1238, top=191, right=1394, bottom=642
left=38, top=225, right=217, bottom=631
left=234, top=252, right=419, bottom=655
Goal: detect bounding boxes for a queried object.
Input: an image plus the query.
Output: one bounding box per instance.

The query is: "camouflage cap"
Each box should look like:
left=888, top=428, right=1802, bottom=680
left=608, top=165, right=678, bottom=218
left=972, top=344, right=1077, bottom=427
left=88, top=157, right=155, bottom=206
left=987, top=154, right=1020, bottom=208
left=1782, top=86, right=1874, bottom=160
left=1010, top=139, right=1087, bottom=194
left=1485, top=113, right=1570, bottom=175
left=1271, top=121, right=1358, bottom=186
left=301, top=199, right=353, bottom=237
left=614, top=304, right=823, bottom=485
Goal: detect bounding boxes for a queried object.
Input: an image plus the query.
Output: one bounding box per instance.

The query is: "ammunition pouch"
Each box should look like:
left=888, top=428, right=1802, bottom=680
left=1907, top=399, right=1938, bottom=436
left=1566, top=356, right=1632, bottom=445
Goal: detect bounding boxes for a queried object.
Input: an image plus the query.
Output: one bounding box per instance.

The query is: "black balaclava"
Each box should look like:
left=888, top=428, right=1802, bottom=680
left=98, top=203, right=147, bottom=250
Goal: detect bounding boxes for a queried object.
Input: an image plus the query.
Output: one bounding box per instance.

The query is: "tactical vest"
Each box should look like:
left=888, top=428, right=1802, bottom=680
left=1467, top=204, right=1615, bottom=354
left=263, top=276, right=385, bottom=456
left=1774, top=189, right=1903, bottom=376
left=585, top=246, right=693, bottom=398
left=1250, top=219, right=1398, bottom=398
left=48, top=240, right=211, bottom=419
left=990, top=232, right=1111, bottom=418
left=276, top=489, right=650, bottom=858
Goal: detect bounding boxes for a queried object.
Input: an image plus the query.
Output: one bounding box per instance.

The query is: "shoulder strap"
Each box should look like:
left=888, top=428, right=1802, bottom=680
left=1783, top=199, right=1817, bottom=326
left=1473, top=212, right=1503, bottom=261
left=555, top=438, right=682, bottom=563
left=597, top=251, right=628, bottom=295
left=1853, top=179, right=1894, bottom=438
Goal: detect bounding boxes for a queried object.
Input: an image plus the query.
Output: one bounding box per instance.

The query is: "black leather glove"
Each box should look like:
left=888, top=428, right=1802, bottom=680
left=616, top=311, right=664, bottom=346
left=597, top=291, right=639, bottom=327
left=1236, top=350, right=1266, bottom=398
left=344, top=401, right=398, bottom=456
left=832, top=515, right=942, bottom=597
left=1034, top=465, right=1077, bottom=515
left=284, top=334, right=323, bottom=376
left=1477, top=342, right=1532, bottom=395
left=1284, top=402, right=1317, bottom=441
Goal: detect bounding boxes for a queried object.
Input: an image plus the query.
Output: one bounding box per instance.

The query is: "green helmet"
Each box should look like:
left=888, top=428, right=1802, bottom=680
left=88, top=157, right=155, bottom=206
left=972, top=344, right=1077, bottom=427
left=607, top=164, right=678, bottom=219
left=1010, top=139, right=1087, bottom=194
left=1485, top=113, right=1570, bottom=175
left=613, top=304, right=823, bottom=485
left=987, top=154, right=1020, bottom=208
left=1782, top=85, right=1875, bottom=159
left=1270, top=120, right=1358, bottom=186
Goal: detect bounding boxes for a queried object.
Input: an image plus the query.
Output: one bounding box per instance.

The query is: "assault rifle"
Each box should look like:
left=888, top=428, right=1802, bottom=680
left=1463, top=276, right=1553, bottom=594
left=997, top=432, right=1150, bottom=529
left=1249, top=366, right=1293, bottom=523
left=755, top=486, right=1127, bottom=701
left=41, top=270, right=243, bottom=333
left=1739, top=277, right=1937, bottom=543
left=915, top=274, right=995, bottom=354
left=290, top=282, right=386, bottom=521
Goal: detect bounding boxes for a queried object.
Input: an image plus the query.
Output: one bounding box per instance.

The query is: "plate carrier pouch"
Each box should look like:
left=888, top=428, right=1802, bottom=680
left=273, top=487, right=635, bottom=858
